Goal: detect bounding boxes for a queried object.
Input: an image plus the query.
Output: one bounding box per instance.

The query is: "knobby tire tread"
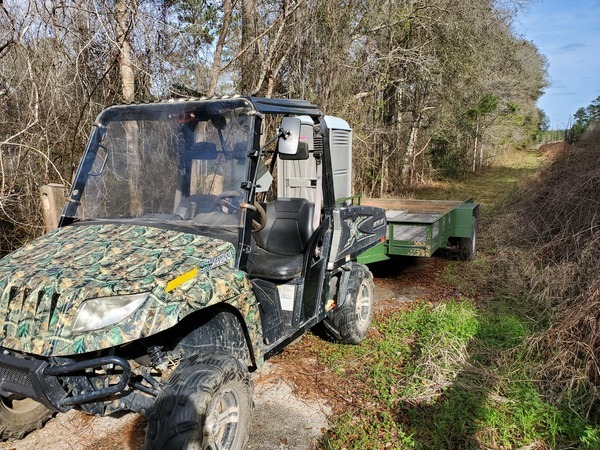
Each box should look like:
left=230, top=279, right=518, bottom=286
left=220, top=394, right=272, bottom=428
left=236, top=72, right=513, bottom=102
left=145, top=351, right=252, bottom=450
left=324, top=263, right=374, bottom=345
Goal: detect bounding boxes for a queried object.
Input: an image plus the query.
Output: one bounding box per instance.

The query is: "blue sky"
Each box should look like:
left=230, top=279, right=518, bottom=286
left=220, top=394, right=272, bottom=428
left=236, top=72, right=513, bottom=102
left=514, top=0, right=600, bottom=129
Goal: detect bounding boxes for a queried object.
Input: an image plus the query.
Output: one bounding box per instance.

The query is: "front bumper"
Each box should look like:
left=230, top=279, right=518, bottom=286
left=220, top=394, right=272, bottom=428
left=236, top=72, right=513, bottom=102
left=0, top=348, right=131, bottom=412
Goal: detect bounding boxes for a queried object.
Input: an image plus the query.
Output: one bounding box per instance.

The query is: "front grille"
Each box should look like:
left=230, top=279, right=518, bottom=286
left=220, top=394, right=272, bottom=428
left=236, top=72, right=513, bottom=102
left=0, top=351, right=59, bottom=408
left=0, top=365, right=34, bottom=391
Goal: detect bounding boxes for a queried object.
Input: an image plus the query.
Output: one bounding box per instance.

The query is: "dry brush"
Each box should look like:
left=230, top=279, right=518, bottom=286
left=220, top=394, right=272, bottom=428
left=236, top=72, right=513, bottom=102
left=490, top=128, right=600, bottom=417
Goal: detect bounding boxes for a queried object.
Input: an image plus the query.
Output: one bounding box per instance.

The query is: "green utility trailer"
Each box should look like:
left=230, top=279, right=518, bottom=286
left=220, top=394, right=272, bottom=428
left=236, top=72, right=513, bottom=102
left=356, top=197, right=480, bottom=264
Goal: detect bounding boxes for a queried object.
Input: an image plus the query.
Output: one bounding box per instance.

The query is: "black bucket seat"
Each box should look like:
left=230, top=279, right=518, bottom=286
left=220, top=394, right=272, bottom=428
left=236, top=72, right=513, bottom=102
left=247, top=198, right=314, bottom=281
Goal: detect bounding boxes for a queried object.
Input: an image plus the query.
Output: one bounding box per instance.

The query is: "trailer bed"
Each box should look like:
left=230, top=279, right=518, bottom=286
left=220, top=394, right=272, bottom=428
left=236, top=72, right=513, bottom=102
left=357, top=197, right=479, bottom=262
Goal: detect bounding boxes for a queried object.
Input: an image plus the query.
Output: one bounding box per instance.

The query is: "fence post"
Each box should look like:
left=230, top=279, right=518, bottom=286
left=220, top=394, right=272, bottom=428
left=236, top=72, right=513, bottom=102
left=40, top=184, right=67, bottom=232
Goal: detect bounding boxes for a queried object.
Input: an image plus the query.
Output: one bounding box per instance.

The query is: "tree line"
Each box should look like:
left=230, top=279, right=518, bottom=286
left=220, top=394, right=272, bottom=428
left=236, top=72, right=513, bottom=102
left=569, top=95, right=600, bottom=141
left=0, top=0, right=547, bottom=254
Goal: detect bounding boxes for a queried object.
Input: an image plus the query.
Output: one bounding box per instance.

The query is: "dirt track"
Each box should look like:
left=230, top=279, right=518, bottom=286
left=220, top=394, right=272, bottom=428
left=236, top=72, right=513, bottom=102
left=0, top=257, right=446, bottom=450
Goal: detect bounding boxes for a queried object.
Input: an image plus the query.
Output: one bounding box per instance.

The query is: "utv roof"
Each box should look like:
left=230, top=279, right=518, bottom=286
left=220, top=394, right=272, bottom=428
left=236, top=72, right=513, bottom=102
left=102, top=96, right=323, bottom=118
left=247, top=96, right=322, bottom=116
left=172, top=95, right=323, bottom=116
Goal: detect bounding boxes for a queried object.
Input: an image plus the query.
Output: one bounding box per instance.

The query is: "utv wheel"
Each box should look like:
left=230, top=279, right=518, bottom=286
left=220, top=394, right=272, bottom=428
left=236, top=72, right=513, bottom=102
left=145, top=351, right=253, bottom=450
left=0, top=396, right=54, bottom=441
left=459, top=217, right=477, bottom=261
left=324, top=263, right=374, bottom=344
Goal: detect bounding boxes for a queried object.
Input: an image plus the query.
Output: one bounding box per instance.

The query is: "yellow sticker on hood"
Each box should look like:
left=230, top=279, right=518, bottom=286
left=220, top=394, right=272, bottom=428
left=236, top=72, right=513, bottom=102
left=165, top=267, right=198, bottom=293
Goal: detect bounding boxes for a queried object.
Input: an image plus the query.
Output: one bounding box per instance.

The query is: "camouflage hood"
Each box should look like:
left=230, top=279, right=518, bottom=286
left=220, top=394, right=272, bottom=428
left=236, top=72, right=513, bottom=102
left=0, top=223, right=257, bottom=356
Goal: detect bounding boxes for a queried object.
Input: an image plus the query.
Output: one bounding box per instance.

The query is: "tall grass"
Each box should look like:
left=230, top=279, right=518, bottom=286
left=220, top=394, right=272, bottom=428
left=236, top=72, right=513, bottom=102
left=489, top=129, right=600, bottom=424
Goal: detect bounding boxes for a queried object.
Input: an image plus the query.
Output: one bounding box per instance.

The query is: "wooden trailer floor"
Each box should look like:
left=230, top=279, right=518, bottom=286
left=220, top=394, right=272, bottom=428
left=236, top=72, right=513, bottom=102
left=361, top=198, right=463, bottom=216
left=361, top=198, right=463, bottom=243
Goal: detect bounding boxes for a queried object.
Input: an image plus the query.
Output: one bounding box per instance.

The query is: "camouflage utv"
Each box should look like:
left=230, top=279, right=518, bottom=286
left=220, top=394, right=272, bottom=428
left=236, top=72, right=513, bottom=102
left=0, top=96, right=386, bottom=449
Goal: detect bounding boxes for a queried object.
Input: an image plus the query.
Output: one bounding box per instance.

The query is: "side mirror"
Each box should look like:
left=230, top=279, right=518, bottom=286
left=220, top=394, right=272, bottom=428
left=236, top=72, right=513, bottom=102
left=278, top=117, right=305, bottom=159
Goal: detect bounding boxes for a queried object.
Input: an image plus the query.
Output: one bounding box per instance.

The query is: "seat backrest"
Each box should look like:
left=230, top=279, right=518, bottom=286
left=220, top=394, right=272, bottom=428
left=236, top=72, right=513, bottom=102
left=253, top=198, right=314, bottom=256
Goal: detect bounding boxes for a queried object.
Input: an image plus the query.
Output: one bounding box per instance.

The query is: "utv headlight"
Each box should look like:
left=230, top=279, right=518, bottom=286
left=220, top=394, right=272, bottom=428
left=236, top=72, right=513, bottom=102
left=72, top=293, right=149, bottom=333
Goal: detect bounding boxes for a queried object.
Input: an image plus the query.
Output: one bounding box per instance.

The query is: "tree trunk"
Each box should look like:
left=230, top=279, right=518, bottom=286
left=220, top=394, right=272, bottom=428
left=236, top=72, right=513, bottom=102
left=402, top=120, right=420, bottom=184
left=241, top=0, right=259, bottom=94
left=472, top=122, right=479, bottom=172
left=479, top=138, right=484, bottom=169
left=115, top=0, right=135, bottom=102
left=207, top=0, right=234, bottom=96
left=115, top=0, right=142, bottom=216
left=380, top=139, right=388, bottom=197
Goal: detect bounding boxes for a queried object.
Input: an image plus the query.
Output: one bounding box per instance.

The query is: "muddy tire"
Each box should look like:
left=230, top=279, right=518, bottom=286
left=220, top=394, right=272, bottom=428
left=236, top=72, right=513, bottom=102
left=324, top=263, right=374, bottom=344
left=145, top=351, right=253, bottom=450
left=459, top=217, right=477, bottom=261
left=0, top=396, right=54, bottom=441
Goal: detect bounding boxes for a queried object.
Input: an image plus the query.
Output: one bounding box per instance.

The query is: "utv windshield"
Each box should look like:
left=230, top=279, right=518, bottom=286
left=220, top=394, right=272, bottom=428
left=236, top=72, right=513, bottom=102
left=65, top=99, right=254, bottom=236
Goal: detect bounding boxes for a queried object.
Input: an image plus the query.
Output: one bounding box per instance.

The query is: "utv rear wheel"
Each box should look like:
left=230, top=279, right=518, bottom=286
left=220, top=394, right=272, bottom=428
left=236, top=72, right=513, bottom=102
left=324, top=263, right=374, bottom=344
left=145, top=352, right=253, bottom=450
left=0, top=396, right=54, bottom=441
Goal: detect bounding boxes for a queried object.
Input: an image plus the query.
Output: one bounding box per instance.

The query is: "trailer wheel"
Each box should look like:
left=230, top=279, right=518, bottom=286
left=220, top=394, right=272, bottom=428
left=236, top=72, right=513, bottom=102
left=145, top=351, right=253, bottom=450
left=459, top=217, right=477, bottom=261
left=0, top=396, right=54, bottom=441
left=324, top=263, right=374, bottom=344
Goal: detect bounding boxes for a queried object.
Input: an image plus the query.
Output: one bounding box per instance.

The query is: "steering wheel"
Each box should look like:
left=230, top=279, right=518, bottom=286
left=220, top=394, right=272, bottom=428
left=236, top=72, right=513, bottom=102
left=240, top=201, right=267, bottom=232
left=215, top=191, right=242, bottom=214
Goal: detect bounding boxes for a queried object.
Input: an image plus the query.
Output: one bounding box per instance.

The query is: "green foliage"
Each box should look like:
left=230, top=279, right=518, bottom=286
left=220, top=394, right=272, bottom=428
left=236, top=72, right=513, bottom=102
left=407, top=301, right=479, bottom=347
left=429, top=137, right=467, bottom=179
left=400, top=293, right=593, bottom=449
left=570, top=122, right=587, bottom=141
left=471, top=94, right=499, bottom=120
left=574, top=106, right=589, bottom=125
left=476, top=309, right=529, bottom=350
left=319, top=302, right=479, bottom=449
left=588, top=96, right=600, bottom=122
left=569, top=95, right=600, bottom=140
left=538, top=109, right=550, bottom=132
left=580, top=425, right=600, bottom=449
left=174, top=0, right=218, bottom=43
left=504, top=112, right=526, bottom=127
left=507, top=101, right=520, bottom=113
left=322, top=411, right=416, bottom=449
left=320, top=291, right=594, bottom=449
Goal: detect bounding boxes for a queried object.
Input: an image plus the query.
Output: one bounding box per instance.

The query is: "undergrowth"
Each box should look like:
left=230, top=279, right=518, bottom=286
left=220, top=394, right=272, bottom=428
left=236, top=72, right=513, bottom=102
left=318, top=298, right=593, bottom=449
left=317, top=142, right=600, bottom=449
left=487, top=130, right=600, bottom=438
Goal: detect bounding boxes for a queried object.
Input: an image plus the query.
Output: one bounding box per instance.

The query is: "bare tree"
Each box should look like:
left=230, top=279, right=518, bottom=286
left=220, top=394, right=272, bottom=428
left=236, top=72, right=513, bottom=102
left=115, top=0, right=143, bottom=216
left=207, top=0, right=234, bottom=96
left=0, top=0, right=546, bottom=251
left=240, top=0, right=259, bottom=93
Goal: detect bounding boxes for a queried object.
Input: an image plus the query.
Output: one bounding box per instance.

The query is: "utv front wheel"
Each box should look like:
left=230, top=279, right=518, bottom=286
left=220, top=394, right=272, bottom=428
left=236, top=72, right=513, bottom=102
left=0, top=396, right=54, bottom=441
left=145, top=352, right=253, bottom=450
left=324, top=263, right=375, bottom=344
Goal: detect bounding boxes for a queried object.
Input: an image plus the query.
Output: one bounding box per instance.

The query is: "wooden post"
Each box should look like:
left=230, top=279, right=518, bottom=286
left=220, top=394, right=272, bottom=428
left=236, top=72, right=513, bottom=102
left=40, top=184, right=67, bottom=233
